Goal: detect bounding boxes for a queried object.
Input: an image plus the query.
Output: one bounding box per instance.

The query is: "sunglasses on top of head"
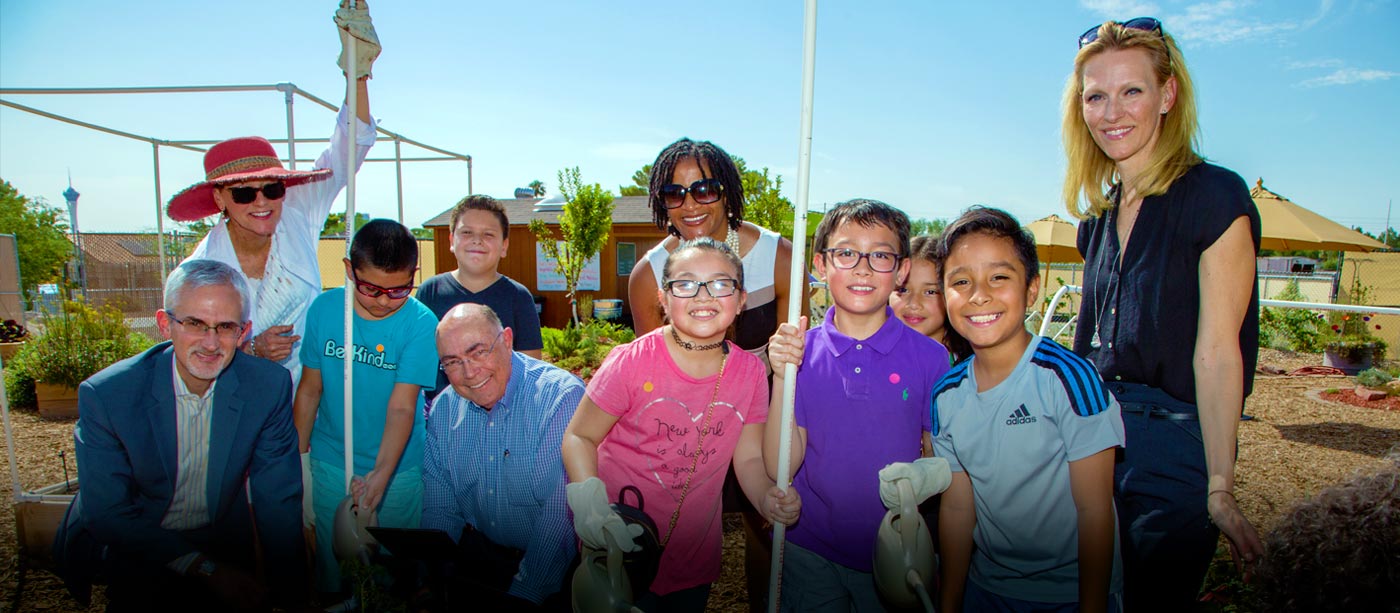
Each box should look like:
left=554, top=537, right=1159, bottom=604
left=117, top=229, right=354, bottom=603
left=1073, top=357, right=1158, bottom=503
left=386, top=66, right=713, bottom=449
left=658, top=178, right=723, bottom=209
left=224, top=182, right=287, bottom=205
left=1078, top=17, right=1163, bottom=48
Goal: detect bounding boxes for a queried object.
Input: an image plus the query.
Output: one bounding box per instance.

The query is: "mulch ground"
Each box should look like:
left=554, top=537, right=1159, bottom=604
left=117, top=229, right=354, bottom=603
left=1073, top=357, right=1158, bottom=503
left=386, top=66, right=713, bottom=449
left=3, top=349, right=1398, bottom=612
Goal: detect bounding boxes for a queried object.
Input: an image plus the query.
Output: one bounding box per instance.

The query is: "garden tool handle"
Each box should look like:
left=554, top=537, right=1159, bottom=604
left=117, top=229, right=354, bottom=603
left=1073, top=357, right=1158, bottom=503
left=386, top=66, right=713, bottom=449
left=603, top=530, right=627, bottom=597
left=897, top=479, right=919, bottom=554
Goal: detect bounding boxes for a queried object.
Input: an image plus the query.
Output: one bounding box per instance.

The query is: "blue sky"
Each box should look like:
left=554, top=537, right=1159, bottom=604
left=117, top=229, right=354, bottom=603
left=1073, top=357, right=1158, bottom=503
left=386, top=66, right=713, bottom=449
left=2, top=0, right=1397, bottom=237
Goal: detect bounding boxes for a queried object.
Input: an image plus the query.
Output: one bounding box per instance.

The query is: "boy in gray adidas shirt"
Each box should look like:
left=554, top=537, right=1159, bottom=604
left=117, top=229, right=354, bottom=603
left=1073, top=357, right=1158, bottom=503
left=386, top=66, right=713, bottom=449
left=927, top=207, right=1124, bottom=613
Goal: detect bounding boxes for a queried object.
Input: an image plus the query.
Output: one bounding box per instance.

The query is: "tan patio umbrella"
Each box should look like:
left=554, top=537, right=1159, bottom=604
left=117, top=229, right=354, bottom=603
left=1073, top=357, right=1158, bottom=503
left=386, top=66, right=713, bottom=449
left=1025, top=214, right=1083, bottom=303
left=1252, top=179, right=1386, bottom=252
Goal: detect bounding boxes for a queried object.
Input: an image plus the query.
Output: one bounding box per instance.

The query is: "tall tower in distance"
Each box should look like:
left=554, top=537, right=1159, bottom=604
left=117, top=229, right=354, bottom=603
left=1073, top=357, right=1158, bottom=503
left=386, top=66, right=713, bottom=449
left=63, top=177, right=86, bottom=299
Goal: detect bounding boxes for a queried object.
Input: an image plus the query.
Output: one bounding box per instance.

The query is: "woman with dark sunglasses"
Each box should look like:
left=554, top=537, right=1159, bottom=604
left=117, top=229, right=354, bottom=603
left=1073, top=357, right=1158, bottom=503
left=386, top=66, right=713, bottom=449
left=168, top=1, right=381, bottom=390
left=1063, top=17, right=1263, bottom=613
left=627, top=137, right=805, bottom=610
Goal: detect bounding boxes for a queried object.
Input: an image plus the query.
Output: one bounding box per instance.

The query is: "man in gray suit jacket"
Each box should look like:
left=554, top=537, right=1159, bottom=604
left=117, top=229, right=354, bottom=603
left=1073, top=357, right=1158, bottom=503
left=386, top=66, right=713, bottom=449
left=54, top=259, right=306, bottom=611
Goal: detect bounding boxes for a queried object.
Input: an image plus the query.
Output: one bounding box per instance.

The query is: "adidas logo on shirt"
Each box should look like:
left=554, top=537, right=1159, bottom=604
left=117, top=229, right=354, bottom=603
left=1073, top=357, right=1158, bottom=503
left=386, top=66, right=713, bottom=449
left=1006, top=404, right=1038, bottom=426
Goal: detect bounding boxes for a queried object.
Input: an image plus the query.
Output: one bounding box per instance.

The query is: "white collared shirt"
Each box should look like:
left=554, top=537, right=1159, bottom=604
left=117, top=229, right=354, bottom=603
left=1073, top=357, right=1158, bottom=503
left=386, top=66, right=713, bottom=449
left=162, top=358, right=216, bottom=532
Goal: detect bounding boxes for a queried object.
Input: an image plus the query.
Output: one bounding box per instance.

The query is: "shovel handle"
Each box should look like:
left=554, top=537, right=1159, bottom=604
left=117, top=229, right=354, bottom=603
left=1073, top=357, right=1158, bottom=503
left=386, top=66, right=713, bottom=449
left=896, top=479, right=919, bottom=554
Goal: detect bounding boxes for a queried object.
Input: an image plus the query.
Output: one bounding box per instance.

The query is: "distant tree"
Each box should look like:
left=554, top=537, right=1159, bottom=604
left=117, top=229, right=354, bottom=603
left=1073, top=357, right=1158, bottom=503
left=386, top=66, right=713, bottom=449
left=410, top=227, right=433, bottom=239
left=910, top=217, right=948, bottom=238
left=0, top=180, right=72, bottom=308
left=732, top=157, right=794, bottom=237
left=619, top=165, right=650, bottom=197
left=529, top=180, right=547, bottom=198
left=529, top=167, right=614, bottom=325
left=322, top=212, right=371, bottom=237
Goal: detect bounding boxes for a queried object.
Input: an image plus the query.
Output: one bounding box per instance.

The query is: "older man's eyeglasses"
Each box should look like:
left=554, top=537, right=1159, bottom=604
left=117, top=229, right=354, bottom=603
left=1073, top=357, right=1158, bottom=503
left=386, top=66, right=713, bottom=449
left=664, top=278, right=740, bottom=299
left=822, top=248, right=901, bottom=273
left=440, top=330, right=505, bottom=374
left=166, top=311, right=246, bottom=339
left=224, top=182, right=287, bottom=204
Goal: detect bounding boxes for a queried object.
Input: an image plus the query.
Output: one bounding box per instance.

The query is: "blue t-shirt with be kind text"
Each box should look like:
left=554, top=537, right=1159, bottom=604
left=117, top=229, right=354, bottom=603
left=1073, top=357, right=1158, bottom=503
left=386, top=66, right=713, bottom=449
left=301, top=287, right=438, bottom=478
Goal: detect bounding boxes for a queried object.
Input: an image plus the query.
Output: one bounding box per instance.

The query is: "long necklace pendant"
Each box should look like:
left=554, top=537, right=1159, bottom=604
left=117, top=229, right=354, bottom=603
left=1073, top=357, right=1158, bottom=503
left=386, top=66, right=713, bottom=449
left=1091, top=328, right=1102, bottom=349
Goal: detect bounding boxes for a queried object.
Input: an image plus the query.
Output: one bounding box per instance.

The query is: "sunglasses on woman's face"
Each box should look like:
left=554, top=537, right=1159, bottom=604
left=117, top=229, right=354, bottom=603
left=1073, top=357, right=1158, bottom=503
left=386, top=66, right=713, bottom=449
left=224, top=181, right=287, bottom=204
left=1078, top=16, right=1162, bottom=48
left=658, top=178, right=723, bottom=209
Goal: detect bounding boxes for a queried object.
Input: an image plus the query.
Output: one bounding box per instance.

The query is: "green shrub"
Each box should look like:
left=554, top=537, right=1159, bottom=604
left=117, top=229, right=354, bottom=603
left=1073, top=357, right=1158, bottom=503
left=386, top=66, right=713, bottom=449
left=541, top=319, right=635, bottom=378
left=1355, top=368, right=1394, bottom=389
left=1259, top=280, right=1325, bottom=352
left=4, top=301, right=156, bottom=410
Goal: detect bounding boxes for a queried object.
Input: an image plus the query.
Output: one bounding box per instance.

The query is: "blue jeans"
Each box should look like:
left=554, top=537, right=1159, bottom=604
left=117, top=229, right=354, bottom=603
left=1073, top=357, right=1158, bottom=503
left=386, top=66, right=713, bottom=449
left=1107, top=382, right=1219, bottom=613
left=777, top=542, right=884, bottom=613
left=963, top=580, right=1122, bottom=613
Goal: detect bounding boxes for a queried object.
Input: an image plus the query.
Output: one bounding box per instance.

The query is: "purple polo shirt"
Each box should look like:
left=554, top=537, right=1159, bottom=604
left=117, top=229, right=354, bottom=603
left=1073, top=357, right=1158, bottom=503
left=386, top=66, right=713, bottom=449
left=787, top=307, right=950, bottom=571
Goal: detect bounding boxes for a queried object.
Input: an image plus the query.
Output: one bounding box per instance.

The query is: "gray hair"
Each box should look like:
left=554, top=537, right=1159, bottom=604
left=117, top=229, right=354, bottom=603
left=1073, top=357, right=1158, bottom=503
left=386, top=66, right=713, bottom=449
left=163, top=259, right=251, bottom=321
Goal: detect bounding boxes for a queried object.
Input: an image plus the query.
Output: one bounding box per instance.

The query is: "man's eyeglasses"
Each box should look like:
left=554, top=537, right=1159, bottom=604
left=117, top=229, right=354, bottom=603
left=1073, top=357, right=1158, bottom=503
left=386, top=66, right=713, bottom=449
left=440, top=330, right=505, bottom=374
left=166, top=311, right=246, bottom=340
left=223, top=182, right=287, bottom=204
left=1078, top=17, right=1163, bottom=48
left=663, top=278, right=740, bottom=299
left=658, top=178, right=723, bottom=209
left=822, top=248, right=901, bottom=273
left=351, top=270, right=416, bottom=299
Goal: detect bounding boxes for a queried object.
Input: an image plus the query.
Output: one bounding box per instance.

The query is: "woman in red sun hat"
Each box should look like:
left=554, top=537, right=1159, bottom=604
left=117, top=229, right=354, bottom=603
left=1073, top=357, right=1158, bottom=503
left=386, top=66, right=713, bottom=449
left=169, top=1, right=382, bottom=389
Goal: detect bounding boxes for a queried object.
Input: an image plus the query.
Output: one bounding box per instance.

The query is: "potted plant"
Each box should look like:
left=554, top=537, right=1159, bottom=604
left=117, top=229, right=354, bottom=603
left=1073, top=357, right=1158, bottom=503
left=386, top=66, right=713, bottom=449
left=1322, top=312, right=1386, bottom=376
left=0, top=318, right=28, bottom=363
left=4, top=300, right=155, bottom=418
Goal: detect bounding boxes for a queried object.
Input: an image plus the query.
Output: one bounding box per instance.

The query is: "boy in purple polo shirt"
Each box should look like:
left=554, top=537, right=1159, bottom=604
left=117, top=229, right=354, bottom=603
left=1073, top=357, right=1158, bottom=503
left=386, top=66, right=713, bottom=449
left=766, top=198, right=951, bottom=611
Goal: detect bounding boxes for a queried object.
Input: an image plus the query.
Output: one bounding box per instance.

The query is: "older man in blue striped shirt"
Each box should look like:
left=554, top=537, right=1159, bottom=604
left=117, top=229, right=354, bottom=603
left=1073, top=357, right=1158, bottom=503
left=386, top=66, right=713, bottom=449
left=421, top=303, right=584, bottom=608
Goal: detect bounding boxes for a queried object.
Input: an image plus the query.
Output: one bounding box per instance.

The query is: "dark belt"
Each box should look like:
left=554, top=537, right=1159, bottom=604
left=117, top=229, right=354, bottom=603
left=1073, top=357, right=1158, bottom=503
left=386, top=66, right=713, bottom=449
left=1120, top=405, right=1200, bottom=421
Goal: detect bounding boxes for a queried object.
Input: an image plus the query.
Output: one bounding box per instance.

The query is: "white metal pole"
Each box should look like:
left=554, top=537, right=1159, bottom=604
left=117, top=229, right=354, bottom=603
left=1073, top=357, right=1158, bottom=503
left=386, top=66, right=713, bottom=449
left=770, top=1, right=818, bottom=610
left=342, top=7, right=359, bottom=497
left=152, top=144, right=168, bottom=280
left=283, top=85, right=297, bottom=170
left=394, top=137, right=404, bottom=223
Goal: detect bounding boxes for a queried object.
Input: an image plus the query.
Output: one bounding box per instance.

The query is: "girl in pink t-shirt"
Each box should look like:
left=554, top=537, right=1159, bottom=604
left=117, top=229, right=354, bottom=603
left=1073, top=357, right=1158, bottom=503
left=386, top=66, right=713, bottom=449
left=563, top=238, right=800, bottom=611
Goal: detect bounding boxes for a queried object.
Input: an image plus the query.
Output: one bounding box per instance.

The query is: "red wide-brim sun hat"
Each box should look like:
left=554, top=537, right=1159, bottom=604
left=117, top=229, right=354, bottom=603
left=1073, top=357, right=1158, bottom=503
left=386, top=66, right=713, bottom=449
left=167, top=136, right=332, bottom=222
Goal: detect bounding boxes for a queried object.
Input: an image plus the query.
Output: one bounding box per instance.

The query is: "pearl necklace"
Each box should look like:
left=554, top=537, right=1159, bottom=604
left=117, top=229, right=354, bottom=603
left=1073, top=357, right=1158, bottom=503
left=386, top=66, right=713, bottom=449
left=724, top=224, right=741, bottom=256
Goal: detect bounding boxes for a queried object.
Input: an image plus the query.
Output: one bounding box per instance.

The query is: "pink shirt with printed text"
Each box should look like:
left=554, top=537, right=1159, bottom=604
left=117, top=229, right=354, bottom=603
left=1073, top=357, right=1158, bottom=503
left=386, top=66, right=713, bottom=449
left=587, top=329, right=768, bottom=595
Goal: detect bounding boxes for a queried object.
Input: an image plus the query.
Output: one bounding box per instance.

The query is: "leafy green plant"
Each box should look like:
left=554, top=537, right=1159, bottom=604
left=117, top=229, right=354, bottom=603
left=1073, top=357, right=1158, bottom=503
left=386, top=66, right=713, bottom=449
left=528, top=167, right=615, bottom=324
left=541, top=319, right=635, bottom=379
left=1355, top=368, right=1394, bottom=390
left=4, top=300, right=156, bottom=409
left=1259, top=280, right=1324, bottom=352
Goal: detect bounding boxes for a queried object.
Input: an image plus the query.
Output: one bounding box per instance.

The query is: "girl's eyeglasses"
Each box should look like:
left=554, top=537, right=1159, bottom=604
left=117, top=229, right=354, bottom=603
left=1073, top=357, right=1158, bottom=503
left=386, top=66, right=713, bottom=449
left=658, top=179, right=723, bottom=209
left=1078, top=17, right=1163, bottom=48
left=664, top=278, right=740, bottom=298
left=224, top=182, right=287, bottom=204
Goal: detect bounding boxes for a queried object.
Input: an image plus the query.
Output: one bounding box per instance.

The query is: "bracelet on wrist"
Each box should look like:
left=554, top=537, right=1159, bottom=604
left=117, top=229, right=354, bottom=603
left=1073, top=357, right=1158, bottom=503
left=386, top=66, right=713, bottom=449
left=1208, top=489, right=1235, bottom=499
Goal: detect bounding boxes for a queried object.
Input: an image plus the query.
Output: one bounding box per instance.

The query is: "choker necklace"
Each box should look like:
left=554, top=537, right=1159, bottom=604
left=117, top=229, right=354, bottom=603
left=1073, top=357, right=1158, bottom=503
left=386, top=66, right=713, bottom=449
left=671, top=326, right=727, bottom=353
left=724, top=224, right=741, bottom=256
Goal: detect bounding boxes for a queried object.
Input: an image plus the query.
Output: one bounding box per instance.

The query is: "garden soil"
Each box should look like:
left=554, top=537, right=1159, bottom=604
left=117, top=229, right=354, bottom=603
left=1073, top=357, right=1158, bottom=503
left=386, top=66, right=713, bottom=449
left=2, top=350, right=1397, bottom=612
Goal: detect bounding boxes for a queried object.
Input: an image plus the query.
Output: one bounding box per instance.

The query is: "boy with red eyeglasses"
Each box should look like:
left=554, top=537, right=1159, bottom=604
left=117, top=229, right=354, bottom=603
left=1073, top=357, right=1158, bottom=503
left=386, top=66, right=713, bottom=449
left=293, top=218, right=439, bottom=597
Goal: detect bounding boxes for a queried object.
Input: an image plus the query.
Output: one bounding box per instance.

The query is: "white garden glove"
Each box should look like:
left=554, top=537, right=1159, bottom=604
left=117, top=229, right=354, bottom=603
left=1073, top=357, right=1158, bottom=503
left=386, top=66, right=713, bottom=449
left=334, top=0, right=382, bottom=79
left=301, top=452, right=316, bottom=529
left=566, top=477, right=644, bottom=553
left=878, top=457, right=953, bottom=510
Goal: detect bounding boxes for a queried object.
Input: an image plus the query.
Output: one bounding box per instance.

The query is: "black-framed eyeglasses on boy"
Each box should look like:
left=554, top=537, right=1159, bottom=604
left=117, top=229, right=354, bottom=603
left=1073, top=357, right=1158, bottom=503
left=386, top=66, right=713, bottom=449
left=822, top=248, right=901, bottom=273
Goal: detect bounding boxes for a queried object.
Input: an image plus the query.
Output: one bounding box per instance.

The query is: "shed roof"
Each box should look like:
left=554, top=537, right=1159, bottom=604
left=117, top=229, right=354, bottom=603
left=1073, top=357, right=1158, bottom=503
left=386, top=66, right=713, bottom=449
left=69, top=232, right=164, bottom=265
left=422, top=195, right=656, bottom=228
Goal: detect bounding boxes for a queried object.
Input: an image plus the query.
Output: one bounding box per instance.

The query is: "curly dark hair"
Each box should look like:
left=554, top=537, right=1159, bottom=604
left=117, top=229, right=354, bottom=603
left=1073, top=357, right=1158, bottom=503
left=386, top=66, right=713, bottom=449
left=1253, top=457, right=1400, bottom=613
left=648, top=138, right=745, bottom=237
